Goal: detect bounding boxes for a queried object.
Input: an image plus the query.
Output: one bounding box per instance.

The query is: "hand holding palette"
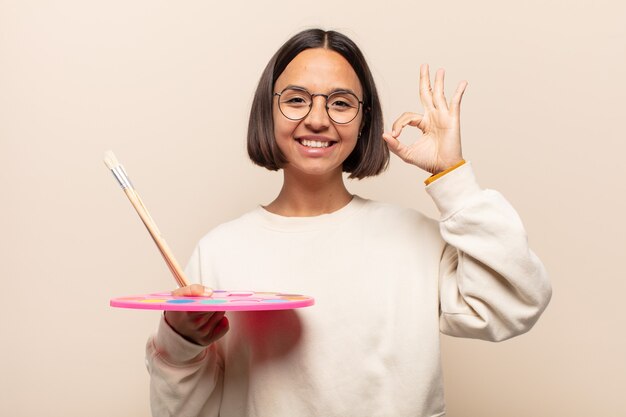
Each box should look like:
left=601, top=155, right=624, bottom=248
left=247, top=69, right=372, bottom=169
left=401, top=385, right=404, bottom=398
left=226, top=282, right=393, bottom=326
left=110, top=290, right=315, bottom=311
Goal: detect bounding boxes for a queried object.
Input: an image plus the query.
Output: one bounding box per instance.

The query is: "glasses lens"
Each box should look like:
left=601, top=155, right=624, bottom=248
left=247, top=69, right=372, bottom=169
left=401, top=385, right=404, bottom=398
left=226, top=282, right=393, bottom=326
left=327, top=91, right=360, bottom=124
left=278, top=88, right=312, bottom=120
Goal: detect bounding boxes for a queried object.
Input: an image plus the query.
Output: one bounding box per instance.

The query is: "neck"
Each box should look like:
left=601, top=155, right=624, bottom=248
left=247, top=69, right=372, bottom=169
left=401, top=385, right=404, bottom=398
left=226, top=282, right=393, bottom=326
left=264, top=168, right=353, bottom=217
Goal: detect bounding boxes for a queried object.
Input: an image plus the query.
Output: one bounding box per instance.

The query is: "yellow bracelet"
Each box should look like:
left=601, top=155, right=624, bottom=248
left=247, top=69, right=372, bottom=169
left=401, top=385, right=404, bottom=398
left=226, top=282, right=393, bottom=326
left=424, top=160, right=466, bottom=185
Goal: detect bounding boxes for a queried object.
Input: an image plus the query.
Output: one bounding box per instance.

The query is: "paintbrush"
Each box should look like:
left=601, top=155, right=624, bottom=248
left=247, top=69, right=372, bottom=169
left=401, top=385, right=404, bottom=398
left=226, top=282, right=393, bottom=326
left=104, top=151, right=190, bottom=288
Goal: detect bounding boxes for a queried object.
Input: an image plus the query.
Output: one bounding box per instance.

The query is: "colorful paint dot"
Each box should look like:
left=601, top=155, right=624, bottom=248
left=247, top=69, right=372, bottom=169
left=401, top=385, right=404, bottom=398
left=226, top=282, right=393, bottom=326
left=166, top=299, right=196, bottom=304
left=199, top=299, right=228, bottom=305
left=280, top=296, right=309, bottom=301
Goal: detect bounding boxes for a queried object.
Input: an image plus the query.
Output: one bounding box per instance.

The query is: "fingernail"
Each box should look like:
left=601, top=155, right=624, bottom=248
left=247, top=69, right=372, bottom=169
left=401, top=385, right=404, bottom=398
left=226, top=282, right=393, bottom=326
left=202, top=287, right=213, bottom=296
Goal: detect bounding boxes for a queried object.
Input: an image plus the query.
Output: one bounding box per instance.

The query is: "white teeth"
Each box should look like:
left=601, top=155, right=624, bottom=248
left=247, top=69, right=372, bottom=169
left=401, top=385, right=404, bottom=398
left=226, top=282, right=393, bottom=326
left=300, top=139, right=331, bottom=148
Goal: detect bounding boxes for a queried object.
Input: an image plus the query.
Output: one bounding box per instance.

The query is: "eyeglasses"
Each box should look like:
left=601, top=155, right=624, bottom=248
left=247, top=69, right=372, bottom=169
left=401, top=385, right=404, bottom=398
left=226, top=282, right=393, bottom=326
left=273, top=87, right=363, bottom=124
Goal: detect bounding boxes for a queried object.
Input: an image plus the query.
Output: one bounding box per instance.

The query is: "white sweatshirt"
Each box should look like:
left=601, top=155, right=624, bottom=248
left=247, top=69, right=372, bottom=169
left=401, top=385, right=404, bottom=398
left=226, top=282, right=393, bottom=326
left=146, top=163, right=551, bottom=417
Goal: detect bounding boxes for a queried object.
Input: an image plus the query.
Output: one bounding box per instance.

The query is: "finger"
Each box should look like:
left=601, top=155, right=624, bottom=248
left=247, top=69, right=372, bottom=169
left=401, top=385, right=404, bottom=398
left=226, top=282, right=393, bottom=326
left=449, top=80, right=468, bottom=113
left=171, top=284, right=212, bottom=297
left=188, top=311, right=216, bottom=327
left=198, top=311, right=228, bottom=344
left=433, top=68, right=448, bottom=110
left=198, top=311, right=226, bottom=334
left=382, top=133, right=410, bottom=160
left=390, top=112, right=424, bottom=137
left=197, top=313, right=229, bottom=345
left=419, top=64, right=434, bottom=109
left=206, top=316, right=230, bottom=344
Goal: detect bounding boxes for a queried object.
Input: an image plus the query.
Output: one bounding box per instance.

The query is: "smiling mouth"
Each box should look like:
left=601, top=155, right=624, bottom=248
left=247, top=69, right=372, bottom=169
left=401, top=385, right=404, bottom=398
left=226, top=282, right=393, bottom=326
left=297, top=139, right=337, bottom=148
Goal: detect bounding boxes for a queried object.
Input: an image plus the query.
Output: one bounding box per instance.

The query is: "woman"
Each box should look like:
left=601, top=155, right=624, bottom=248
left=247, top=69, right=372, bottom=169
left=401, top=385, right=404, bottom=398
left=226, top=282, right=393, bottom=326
left=146, top=29, right=551, bottom=417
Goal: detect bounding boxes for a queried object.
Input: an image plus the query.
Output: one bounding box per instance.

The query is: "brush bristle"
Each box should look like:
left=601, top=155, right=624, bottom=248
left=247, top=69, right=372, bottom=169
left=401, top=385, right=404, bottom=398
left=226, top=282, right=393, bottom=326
left=103, top=150, right=120, bottom=170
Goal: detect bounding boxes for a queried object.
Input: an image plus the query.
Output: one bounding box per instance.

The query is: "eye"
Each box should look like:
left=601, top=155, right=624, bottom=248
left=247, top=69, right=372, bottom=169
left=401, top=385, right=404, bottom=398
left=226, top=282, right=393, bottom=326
left=280, top=90, right=311, bottom=107
left=328, top=94, right=358, bottom=111
left=330, top=99, right=351, bottom=107
left=286, top=97, right=307, bottom=104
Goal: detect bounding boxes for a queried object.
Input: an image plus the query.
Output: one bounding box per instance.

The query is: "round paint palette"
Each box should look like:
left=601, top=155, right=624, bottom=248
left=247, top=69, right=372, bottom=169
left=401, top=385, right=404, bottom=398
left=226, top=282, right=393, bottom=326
left=110, top=290, right=315, bottom=311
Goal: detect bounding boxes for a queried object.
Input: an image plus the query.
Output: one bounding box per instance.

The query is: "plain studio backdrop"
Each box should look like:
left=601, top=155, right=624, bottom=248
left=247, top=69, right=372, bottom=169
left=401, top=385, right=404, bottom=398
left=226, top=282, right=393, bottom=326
left=1, top=0, right=624, bottom=415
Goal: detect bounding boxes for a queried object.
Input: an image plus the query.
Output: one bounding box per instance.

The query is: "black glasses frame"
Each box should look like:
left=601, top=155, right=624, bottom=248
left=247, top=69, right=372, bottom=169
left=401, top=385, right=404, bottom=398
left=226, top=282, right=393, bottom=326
left=273, top=86, right=363, bottom=125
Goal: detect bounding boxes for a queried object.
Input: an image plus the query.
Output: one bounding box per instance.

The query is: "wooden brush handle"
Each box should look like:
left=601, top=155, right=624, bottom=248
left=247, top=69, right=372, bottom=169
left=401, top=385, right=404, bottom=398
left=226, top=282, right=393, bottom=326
left=123, top=187, right=190, bottom=288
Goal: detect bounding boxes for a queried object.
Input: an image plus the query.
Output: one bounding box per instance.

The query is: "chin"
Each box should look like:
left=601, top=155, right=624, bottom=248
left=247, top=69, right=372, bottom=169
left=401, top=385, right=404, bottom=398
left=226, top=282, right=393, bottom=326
left=285, top=163, right=343, bottom=178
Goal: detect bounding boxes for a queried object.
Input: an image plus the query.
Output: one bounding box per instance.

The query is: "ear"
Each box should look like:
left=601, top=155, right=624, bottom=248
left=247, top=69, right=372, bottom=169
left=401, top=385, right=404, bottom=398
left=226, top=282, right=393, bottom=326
left=359, top=109, right=369, bottom=135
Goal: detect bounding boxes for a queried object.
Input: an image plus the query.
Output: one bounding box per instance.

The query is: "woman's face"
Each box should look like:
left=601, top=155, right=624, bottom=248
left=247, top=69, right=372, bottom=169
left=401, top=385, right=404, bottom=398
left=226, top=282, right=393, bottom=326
left=273, top=48, right=363, bottom=179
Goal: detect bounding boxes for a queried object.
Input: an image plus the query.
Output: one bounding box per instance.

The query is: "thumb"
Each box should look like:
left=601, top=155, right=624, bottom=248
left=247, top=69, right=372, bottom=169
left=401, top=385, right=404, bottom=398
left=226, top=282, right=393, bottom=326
left=382, top=132, right=403, bottom=156
left=171, top=283, right=213, bottom=297
left=383, top=132, right=412, bottom=162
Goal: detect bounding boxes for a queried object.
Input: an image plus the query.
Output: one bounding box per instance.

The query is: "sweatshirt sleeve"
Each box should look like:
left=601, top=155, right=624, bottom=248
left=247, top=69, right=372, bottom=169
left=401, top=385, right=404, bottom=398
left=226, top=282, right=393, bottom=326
left=145, top=245, right=224, bottom=416
left=426, top=162, right=552, bottom=342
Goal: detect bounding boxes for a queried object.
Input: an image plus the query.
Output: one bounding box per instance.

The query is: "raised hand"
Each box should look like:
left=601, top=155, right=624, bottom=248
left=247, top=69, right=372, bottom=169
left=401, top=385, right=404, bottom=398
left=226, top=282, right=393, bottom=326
left=164, top=284, right=230, bottom=346
left=382, top=64, right=468, bottom=175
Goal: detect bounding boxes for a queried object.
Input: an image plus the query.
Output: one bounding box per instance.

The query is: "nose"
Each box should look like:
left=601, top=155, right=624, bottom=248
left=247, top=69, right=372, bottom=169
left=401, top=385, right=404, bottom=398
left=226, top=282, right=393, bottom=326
left=304, top=95, right=331, bottom=131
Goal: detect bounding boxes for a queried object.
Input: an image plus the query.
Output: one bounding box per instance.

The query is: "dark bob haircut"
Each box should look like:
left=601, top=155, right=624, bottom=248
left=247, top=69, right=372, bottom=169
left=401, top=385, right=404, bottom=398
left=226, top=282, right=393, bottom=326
left=247, top=29, right=389, bottom=179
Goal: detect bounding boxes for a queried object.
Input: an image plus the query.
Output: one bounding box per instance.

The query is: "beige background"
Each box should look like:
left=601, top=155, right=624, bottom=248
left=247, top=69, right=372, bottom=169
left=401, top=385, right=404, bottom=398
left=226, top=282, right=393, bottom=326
left=1, top=0, right=624, bottom=415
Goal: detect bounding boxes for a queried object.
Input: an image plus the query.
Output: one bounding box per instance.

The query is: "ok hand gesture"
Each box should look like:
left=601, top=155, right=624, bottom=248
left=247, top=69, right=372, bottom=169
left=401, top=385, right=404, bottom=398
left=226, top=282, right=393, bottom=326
left=382, top=64, right=468, bottom=175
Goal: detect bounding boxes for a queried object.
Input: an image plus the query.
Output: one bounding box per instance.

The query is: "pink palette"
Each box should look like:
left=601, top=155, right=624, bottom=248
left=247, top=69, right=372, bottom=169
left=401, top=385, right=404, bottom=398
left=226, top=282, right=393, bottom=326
left=110, top=290, right=315, bottom=311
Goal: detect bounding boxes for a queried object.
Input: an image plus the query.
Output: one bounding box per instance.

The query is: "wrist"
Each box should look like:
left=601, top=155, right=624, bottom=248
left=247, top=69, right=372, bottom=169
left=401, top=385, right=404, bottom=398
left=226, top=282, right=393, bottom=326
left=164, top=311, right=204, bottom=346
left=154, top=314, right=208, bottom=364
left=425, top=159, right=466, bottom=185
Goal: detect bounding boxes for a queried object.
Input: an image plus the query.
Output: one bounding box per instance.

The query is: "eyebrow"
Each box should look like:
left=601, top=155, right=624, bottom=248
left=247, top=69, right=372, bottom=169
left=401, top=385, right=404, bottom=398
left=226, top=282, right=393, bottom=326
left=282, top=84, right=361, bottom=97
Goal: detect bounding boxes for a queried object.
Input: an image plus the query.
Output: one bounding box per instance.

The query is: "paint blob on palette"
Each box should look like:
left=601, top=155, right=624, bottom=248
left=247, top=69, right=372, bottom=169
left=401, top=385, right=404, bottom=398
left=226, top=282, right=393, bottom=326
left=110, top=290, right=315, bottom=311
